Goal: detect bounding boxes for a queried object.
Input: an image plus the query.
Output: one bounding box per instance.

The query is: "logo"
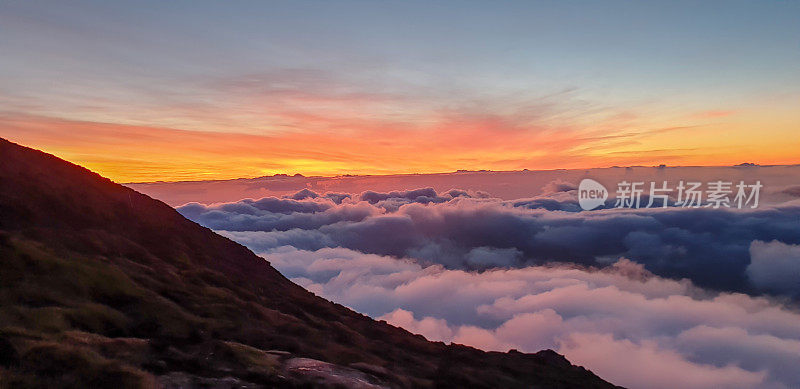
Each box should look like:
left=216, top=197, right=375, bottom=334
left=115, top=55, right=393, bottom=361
left=578, top=178, right=608, bottom=210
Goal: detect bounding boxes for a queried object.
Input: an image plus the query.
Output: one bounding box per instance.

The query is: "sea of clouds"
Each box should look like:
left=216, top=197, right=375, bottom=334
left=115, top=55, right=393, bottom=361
left=178, top=185, right=800, bottom=389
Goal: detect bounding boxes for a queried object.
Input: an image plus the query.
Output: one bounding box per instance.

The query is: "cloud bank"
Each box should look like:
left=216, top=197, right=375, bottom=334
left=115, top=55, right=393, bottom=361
left=179, top=187, right=800, bottom=297
left=263, top=246, right=800, bottom=389
left=176, top=186, right=800, bottom=388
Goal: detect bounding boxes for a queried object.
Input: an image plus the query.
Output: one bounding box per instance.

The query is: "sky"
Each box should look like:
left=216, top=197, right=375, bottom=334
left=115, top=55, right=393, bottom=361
left=1, top=0, right=799, bottom=182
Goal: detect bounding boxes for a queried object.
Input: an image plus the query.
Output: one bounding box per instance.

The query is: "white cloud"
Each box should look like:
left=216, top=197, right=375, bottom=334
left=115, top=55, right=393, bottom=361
left=260, top=246, right=800, bottom=389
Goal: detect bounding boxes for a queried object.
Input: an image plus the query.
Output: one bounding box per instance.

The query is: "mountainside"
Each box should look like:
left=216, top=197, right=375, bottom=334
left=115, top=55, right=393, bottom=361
left=0, top=138, right=618, bottom=388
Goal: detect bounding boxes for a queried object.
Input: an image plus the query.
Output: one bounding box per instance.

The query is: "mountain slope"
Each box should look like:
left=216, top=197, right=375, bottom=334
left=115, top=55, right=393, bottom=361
left=0, top=138, right=618, bottom=388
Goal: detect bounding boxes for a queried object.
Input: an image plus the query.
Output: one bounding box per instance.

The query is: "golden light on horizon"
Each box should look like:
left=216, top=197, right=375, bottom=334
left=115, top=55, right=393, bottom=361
left=1, top=107, right=797, bottom=183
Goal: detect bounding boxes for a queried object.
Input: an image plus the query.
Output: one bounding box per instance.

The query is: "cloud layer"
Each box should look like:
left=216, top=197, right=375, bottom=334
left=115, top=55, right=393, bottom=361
left=179, top=187, right=800, bottom=297
left=264, top=246, right=800, bottom=389
left=176, top=187, right=800, bottom=388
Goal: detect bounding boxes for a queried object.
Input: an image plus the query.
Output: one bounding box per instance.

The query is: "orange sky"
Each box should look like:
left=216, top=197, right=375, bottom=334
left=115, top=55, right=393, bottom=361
left=1, top=105, right=797, bottom=183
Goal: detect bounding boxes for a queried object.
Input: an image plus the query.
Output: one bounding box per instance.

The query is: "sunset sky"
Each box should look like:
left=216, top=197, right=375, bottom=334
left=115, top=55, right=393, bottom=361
left=1, top=0, right=799, bottom=182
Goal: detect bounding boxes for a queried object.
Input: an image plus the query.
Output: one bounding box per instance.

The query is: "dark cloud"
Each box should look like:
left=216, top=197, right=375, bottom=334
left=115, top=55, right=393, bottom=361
left=747, top=240, right=800, bottom=297
left=178, top=196, right=376, bottom=232
left=510, top=196, right=581, bottom=211
left=284, top=188, right=351, bottom=204
left=322, top=192, right=352, bottom=204
left=288, top=188, right=319, bottom=200
left=359, top=187, right=442, bottom=204
left=356, top=187, right=475, bottom=211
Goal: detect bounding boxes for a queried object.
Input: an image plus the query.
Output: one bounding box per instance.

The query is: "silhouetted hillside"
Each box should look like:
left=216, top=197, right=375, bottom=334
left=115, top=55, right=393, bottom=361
left=0, top=138, right=619, bottom=388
